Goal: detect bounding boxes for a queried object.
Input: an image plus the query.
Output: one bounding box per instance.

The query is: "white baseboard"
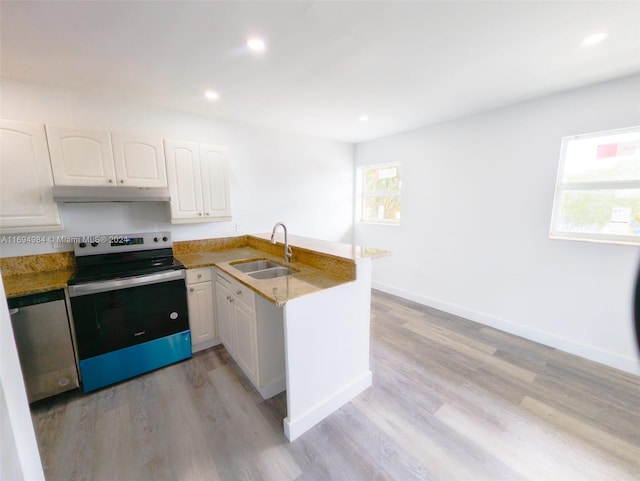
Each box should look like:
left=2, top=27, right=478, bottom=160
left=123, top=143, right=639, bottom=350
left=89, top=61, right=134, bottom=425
left=283, top=371, right=372, bottom=441
left=372, top=282, right=640, bottom=376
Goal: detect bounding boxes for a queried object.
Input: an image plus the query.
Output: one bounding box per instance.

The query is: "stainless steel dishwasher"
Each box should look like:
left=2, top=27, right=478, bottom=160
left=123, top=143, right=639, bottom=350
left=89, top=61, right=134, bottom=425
left=8, top=289, right=79, bottom=402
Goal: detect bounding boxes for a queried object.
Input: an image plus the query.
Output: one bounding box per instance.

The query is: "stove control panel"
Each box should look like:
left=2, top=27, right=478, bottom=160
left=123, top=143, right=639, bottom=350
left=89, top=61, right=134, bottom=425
left=74, top=232, right=173, bottom=256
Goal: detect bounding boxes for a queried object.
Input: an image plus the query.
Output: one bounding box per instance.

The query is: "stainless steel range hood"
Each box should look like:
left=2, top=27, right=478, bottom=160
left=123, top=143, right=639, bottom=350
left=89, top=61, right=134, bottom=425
left=52, top=186, right=171, bottom=203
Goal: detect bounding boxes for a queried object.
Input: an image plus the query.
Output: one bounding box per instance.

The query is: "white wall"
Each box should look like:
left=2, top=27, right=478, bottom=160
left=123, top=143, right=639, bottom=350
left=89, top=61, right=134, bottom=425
left=0, top=279, right=46, bottom=481
left=0, top=79, right=354, bottom=257
left=355, top=74, right=640, bottom=375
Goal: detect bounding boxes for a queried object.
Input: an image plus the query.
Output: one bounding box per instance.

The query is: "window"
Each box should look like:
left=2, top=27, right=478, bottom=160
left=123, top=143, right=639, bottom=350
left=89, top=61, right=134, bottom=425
left=357, top=162, right=401, bottom=224
left=550, top=126, right=640, bottom=245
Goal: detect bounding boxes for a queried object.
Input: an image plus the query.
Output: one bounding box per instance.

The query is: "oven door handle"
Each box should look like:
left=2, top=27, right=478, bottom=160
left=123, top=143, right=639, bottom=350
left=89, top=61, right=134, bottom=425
left=68, top=269, right=185, bottom=297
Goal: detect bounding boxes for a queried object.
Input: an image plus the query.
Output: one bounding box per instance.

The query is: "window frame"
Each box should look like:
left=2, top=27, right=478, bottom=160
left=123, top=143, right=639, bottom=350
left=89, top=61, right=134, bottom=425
left=356, top=162, right=401, bottom=226
left=549, top=125, right=640, bottom=246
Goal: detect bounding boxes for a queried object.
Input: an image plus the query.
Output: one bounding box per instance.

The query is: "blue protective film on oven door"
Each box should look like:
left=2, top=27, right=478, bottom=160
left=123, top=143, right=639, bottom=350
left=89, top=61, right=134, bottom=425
left=79, top=330, right=192, bottom=392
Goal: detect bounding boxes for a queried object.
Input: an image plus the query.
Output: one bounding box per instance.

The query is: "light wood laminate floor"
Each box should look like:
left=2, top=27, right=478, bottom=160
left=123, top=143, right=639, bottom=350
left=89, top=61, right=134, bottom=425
left=31, top=290, right=640, bottom=480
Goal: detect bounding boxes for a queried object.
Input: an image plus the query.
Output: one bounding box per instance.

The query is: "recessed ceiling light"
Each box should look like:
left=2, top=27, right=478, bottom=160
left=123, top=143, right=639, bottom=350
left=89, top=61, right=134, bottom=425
left=247, top=37, right=266, bottom=53
left=581, top=32, right=608, bottom=47
left=359, top=115, right=369, bottom=122
left=204, top=90, right=219, bottom=100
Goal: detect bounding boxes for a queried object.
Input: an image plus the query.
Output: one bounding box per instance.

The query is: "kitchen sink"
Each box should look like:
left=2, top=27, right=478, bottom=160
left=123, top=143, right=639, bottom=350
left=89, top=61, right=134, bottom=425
left=230, top=259, right=280, bottom=273
left=230, top=258, right=299, bottom=279
left=248, top=267, right=298, bottom=279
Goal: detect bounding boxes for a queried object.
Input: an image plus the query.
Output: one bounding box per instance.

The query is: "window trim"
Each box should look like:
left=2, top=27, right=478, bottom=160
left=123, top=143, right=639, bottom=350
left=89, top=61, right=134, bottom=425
left=549, top=126, right=640, bottom=246
left=356, top=162, right=401, bottom=226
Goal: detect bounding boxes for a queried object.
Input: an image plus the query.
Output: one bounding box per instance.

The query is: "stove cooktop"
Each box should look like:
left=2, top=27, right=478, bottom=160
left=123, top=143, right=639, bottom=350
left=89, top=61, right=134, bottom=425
left=68, top=231, right=184, bottom=285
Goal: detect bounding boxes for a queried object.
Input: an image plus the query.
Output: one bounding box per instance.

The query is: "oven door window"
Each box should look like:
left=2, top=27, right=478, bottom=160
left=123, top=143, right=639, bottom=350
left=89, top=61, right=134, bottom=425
left=70, top=279, right=189, bottom=359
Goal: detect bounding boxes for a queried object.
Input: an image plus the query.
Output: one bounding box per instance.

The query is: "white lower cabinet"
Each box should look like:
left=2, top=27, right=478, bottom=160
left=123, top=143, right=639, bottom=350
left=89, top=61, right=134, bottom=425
left=215, top=277, right=235, bottom=354
left=214, top=269, right=285, bottom=399
left=186, top=268, right=216, bottom=352
left=234, top=300, right=258, bottom=382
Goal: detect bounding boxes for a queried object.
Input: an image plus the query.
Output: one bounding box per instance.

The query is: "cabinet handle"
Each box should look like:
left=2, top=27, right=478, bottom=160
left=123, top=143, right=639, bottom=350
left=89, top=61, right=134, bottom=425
left=198, top=213, right=202, bottom=216
left=108, top=179, right=113, bottom=183
left=189, top=287, right=194, bottom=292
left=236, top=290, right=242, bottom=296
left=120, top=179, right=125, bottom=184
left=197, top=274, right=202, bottom=278
left=206, top=213, right=210, bottom=216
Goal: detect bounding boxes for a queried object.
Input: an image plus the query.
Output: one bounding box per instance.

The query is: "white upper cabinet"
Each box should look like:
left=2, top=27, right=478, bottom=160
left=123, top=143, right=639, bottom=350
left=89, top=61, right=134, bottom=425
left=46, top=126, right=168, bottom=187
left=111, top=133, right=167, bottom=187
left=164, top=140, right=204, bottom=221
left=0, top=120, right=62, bottom=233
left=165, top=139, right=231, bottom=223
left=200, top=143, right=231, bottom=218
left=46, top=126, right=116, bottom=186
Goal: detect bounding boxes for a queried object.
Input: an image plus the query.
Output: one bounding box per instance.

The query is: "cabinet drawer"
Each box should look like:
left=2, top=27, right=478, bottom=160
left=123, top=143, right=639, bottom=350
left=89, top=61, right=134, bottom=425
left=186, top=267, right=212, bottom=284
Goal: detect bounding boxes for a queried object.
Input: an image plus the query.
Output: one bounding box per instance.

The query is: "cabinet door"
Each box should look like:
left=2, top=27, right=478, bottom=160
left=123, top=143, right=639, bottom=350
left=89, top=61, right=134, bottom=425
left=200, top=143, right=231, bottom=219
left=164, top=139, right=203, bottom=221
left=215, top=280, right=235, bottom=355
left=187, top=281, right=215, bottom=346
left=0, top=120, right=62, bottom=233
left=46, top=126, right=116, bottom=186
left=234, top=300, right=258, bottom=383
left=111, top=133, right=167, bottom=187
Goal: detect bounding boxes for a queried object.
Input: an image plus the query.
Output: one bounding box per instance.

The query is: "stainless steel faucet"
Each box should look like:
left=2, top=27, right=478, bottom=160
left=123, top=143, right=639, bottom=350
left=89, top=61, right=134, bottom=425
left=270, top=222, right=293, bottom=263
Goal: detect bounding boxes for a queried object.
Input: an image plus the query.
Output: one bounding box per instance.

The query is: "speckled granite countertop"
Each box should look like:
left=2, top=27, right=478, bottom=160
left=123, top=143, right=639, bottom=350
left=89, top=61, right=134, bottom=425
left=1, top=234, right=388, bottom=304
left=2, top=268, right=76, bottom=298
left=1, top=252, right=77, bottom=298
left=175, top=247, right=260, bottom=269
left=176, top=246, right=354, bottom=307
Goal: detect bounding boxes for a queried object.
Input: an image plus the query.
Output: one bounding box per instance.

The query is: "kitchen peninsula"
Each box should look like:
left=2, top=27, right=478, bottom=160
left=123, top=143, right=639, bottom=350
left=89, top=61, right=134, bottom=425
left=176, top=233, right=386, bottom=441
left=1, top=233, right=387, bottom=441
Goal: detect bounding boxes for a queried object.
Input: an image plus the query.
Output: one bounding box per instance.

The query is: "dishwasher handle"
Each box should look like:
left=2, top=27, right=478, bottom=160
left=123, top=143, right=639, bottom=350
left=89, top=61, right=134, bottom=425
left=9, top=308, right=20, bottom=316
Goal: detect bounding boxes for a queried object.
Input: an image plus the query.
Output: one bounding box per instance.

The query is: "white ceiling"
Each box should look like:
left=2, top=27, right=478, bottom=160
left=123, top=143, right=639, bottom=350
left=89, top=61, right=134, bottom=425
left=1, top=1, right=639, bottom=143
